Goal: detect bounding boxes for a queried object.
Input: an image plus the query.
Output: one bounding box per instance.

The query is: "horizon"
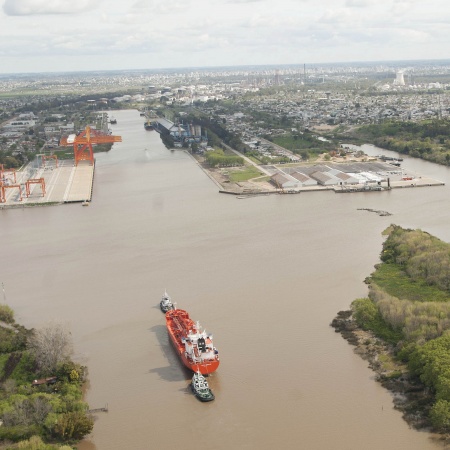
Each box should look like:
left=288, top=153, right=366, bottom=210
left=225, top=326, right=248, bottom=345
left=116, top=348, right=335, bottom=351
left=2, top=58, right=450, bottom=78
left=1, top=0, right=449, bottom=75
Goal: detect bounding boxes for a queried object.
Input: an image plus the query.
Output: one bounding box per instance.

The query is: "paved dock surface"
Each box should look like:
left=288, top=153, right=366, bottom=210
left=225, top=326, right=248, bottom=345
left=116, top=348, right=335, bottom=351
left=1, top=160, right=94, bottom=206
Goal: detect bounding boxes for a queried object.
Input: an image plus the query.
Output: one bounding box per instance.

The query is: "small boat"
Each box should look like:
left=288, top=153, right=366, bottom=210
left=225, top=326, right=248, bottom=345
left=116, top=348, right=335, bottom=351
left=82, top=200, right=89, bottom=206
left=166, top=308, right=220, bottom=374
left=144, top=120, right=153, bottom=130
left=191, top=371, right=215, bottom=402
left=160, top=291, right=174, bottom=313
left=110, top=117, right=117, bottom=124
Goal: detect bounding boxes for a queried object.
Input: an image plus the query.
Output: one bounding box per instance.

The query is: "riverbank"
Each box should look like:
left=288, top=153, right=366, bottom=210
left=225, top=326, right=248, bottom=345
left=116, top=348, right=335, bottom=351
left=0, top=202, right=62, bottom=210
left=331, top=310, right=438, bottom=432
left=185, top=146, right=445, bottom=195
left=0, top=314, right=93, bottom=447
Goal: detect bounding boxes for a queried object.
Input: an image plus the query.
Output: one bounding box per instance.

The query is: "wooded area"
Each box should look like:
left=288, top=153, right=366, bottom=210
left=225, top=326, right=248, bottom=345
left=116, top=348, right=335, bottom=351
left=354, top=119, right=450, bottom=166
left=0, top=313, right=93, bottom=448
left=352, top=225, right=450, bottom=430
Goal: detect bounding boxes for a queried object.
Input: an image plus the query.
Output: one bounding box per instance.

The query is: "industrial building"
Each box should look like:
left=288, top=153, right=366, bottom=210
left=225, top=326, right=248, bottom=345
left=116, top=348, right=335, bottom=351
left=152, top=118, right=206, bottom=146
left=270, top=162, right=395, bottom=190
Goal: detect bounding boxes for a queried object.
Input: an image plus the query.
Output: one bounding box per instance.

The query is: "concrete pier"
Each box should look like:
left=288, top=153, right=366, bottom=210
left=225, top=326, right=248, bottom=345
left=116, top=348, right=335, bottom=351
left=1, top=160, right=94, bottom=207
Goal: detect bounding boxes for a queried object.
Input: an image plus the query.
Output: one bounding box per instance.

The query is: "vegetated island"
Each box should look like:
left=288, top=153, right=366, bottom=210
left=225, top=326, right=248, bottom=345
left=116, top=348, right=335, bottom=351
left=0, top=306, right=93, bottom=449
left=332, top=225, right=450, bottom=439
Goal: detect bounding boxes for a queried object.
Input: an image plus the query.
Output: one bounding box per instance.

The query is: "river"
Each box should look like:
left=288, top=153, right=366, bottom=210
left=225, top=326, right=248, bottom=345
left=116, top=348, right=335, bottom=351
left=2, top=110, right=450, bottom=450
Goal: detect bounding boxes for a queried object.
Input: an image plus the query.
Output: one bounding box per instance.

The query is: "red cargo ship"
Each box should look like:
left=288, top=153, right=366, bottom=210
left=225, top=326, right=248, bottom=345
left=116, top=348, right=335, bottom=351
left=166, top=308, right=219, bottom=375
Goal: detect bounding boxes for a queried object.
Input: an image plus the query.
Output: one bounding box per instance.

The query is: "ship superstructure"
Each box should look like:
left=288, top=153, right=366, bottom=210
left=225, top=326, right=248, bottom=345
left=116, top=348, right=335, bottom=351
left=166, top=308, right=219, bottom=375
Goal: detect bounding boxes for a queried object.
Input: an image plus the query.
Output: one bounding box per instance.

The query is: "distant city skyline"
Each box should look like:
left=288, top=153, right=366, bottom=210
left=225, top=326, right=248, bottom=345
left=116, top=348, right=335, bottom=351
left=1, top=0, right=449, bottom=74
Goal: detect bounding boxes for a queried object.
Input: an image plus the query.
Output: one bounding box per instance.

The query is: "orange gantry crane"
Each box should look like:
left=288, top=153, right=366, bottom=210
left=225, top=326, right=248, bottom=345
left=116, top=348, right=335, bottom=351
left=0, top=164, right=20, bottom=203
left=0, top=164, right=17, bottom=184
left=0, top=183, right=22, bottom=202
left=60, top=126, right=122, bottom=166
left=42, top=155, right=58, bottom=168
left=25, top=178, right=46, bottom=197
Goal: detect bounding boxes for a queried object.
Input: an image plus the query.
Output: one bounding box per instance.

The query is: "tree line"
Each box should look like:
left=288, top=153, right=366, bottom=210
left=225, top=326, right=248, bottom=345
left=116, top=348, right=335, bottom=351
left=0, top=308, right=93, bottom=447
left=351, top=225, right=450, bottom=430
left=355, top=119, right=450, bottom=166
left=380, top=225, right=450, bottom=292
left=204, top=149, right=243, bottom=168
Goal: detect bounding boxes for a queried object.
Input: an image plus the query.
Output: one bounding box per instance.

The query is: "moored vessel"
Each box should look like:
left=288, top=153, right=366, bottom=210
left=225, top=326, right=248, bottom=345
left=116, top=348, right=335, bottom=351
left=144, top=120, right=153, bottom=130
left=160, top=291, right=174, bottom=313
left=191, top=371, right=214, bottom=402
left=165, top=308, right=219, bottom=375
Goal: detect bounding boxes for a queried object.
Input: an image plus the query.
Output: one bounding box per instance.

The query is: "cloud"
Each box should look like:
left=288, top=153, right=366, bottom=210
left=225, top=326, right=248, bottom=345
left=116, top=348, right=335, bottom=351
left=225, top=0, right=264, bottom=3
left=345, top=0, right=376, bottom=7
left=1, top=0, right=450, bottom=73
left=3, top=0, right=101, bottom=16
left=130, top=0, right=186, bottom=13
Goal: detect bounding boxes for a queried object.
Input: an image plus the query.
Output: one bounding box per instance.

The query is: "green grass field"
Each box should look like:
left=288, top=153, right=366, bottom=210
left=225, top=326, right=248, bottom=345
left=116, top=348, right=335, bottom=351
left=371, top=263, right=450, bottom=302
left=228, top=165, right=263, bottom=182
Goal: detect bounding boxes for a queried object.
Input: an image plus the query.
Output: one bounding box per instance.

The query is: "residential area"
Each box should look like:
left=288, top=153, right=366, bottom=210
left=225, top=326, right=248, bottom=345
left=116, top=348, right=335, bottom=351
left=1, top=61, right=450, bottom=197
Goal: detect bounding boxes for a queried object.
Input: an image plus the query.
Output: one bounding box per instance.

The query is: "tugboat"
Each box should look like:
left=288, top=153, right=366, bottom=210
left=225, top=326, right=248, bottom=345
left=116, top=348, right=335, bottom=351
left=165, top=308, right=219, bottom=374
left=160, top=291, right=174, bottom=313
left=191, top=370, right=215, bottom=402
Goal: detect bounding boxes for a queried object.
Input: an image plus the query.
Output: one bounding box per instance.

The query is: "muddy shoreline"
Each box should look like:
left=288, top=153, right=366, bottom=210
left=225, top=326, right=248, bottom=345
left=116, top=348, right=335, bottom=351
left=331, top=310, right=448, bottom=437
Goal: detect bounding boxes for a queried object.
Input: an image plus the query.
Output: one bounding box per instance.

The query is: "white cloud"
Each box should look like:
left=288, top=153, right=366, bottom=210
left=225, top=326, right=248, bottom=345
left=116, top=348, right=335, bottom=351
left=345, top=0, right=377, bottom=7
left=318, top=8, right=356, bottom=24
left=1, top=0, right=450, bottom=73
left=3, top=0, right=101, bottom=16
left=130, top=0, right=186, bottom=13
left=225, top=0, right=264, bottom=3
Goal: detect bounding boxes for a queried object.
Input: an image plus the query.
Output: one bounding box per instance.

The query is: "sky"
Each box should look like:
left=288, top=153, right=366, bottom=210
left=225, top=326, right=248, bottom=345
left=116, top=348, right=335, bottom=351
left=0, top=0, right=449, bottom=74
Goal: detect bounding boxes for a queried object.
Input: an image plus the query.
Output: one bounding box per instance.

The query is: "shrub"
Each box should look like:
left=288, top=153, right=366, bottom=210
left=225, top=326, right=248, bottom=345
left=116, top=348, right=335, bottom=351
left=0, top=304, right=14, bottom=323
left=0, top=424, right=40, bottom=442
left=430, top=399, right=450, bottom=430
left=351, top=297, right=402, bottom=343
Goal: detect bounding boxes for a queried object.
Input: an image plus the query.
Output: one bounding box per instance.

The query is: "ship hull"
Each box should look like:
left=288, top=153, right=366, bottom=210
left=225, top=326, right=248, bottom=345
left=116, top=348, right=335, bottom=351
left=166, top=310, right=220, bottom=375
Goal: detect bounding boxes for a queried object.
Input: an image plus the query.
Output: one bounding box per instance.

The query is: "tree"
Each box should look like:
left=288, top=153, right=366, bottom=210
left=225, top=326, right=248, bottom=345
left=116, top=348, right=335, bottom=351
left=27, top=322, right=73, bottom=375
left=51, top=411, right=94, bottom=440
left=430, top=399, right=450, bottom=430
left=56, top=361, right=85, bottom=383
left=352, top=298, right=378, bottom=328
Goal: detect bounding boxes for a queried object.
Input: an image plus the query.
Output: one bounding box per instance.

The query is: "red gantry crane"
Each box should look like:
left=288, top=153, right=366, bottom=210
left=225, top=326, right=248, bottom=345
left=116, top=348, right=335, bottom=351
left=25, top=178, right=46, bottom=198
left=42, top=155, right=58, bottom=168
left=0, top=164, right=17, bottom=184
left=60, top=126, right=122, bottom=166
left=0, top=183, right=22, bottom=203
left=0, top=164, right=21, bottom=203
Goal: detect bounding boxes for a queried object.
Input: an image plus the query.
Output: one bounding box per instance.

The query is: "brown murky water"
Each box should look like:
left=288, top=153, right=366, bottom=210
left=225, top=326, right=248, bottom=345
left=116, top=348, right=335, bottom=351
left=3, top=110, right=450, bottom=450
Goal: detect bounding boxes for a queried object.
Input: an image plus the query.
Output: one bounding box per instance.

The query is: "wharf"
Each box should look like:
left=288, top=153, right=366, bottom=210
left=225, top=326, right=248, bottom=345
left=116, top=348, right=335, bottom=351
left=1, top=160, right=94, bottom=208
left=389, top=177, right=445, bottom=189
left=217, top=176, right=445, bottom=196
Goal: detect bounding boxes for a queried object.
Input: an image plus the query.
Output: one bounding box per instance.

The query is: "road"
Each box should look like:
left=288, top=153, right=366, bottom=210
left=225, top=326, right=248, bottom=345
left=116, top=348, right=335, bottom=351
left=221, top=142, right=272, bottom=176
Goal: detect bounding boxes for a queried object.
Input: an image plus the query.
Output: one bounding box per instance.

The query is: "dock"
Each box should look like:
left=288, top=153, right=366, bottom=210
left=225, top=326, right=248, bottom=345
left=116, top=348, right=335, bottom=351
left=0, top=159, right=94, bottom=208
left=87, top=403, right=108, bottom=413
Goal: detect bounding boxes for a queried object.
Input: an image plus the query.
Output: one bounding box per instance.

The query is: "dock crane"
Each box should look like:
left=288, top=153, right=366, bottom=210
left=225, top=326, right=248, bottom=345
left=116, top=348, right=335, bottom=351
left=25, top=178, right=46, bottom=197
left=60, top=126, right=122, bottom=166
left=0, top=164, right=17, bottom=184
